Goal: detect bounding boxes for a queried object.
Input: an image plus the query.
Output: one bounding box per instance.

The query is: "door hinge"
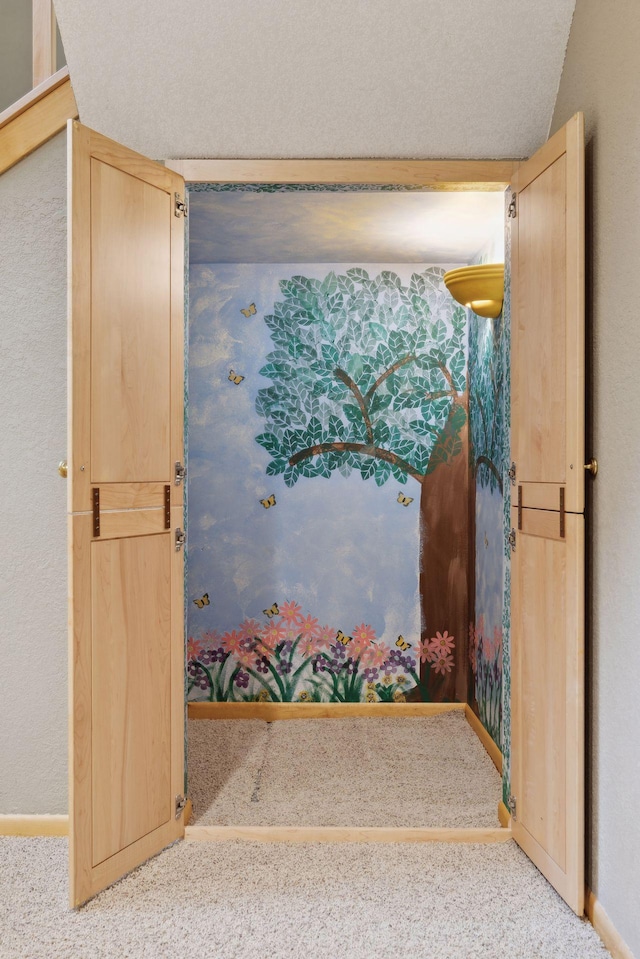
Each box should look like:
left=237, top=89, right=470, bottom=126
left=507, top=461, right=516, bottom=485
left=174, top=461, right=186, bottom=485
left=175, top=794, right=187, bottom=820
left=174, top=193, right=188, bottom=218
left=92, top=486, right=100, bottom=537
left=175, top=527, right=186, bottom=552
left=508, top=193, right=517, bottom=218
left=508, top=794, right=517, bottom=820
left=508, top=528, right=516, bottom=552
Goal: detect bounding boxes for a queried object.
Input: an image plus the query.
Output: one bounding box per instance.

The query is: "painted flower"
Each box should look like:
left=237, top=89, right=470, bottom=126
left=239, top=618, right=262, bottom=640
left=260, top=620, right=287, bottom=651
left=363, top=666, right=379, bottom=683
left=221, top=629, right=245, bottom=657
left=393, top=689, right=407, bottom=703
left=396, top=674, right=407, bottom=685
left=429, top=631, right=455, bottom=655
left=299, top=635, right=322, bottom=658
left=255, top=655, right=270, bottom=674
left=235, top=670, right=250, bottom=689
left=280, top=600, right=304, bottom=625
left=416, top=639, right=436, bottom=664
left=186, top=636, right=204, bottom=661
left=277, top=660, right=292, bottom=675
left=298, top=690, right=311, bottom=702
left=256, top=688, right=270, bottom=702
left=351, top=623, right=376, bottom=650
left=382, top=674, right=394, bottom=686
left=343, top=658, right=358, bottom=675
left=317, top=625, right=335, bottom=648
left=330, top=642, right=347, bottom=661
left=299, top=614, right=320, bottom=642
left=362, top=642, right=391, bottom=668
left=431, top=653, right=455, bottom=675
left=366, top=691, right=378, bottom=703
left=401, top=656, right=416, bottom=672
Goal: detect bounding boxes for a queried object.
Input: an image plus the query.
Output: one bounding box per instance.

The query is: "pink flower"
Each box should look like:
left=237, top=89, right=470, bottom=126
left=280, top=600, right=304, bottom=625
left=239, top=618, right=262, bottom=640
left=299, top=614, right=320, bottom=641
left=352, top=623, right=377, bottom=647
left=316, top=625, right=335, bottom=649
left=221, top=629, right=245, bottom=657
left=260, top=620, right=287, bottom=651
left=299, top=635, right=322, bottom=657
left=187, top=636, right=204, bottom=661
left=362, top=642, right=391, bottom=668
left=429, top=630, right=455, bottom=654
left=431, top=653, right=455, bottom=675
left=416, top=639, right=437, bottom=664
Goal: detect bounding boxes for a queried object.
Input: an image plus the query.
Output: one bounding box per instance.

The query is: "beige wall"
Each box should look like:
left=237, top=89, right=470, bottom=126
left=0, top=133, right=68, bottom=815
left=551, top=1, right=640, bottom=955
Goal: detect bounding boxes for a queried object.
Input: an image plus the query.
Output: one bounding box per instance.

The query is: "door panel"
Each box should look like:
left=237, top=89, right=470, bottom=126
left=511, top=112, right=584, bottom=513
left=68, top=121, right=185, bottom=906
left=510, top=507, right=584, bottom=912
left=510, top=113, right=585, bottom=915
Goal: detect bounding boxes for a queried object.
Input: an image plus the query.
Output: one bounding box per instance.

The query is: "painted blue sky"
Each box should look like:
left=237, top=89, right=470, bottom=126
left=187, top=263, right=461, bottom=645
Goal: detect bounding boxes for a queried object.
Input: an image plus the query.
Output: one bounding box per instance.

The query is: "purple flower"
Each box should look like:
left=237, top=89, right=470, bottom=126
left=187, top=662, right=202, bottom=679
left=197, top=677, right=209, bottom=690
left=239, top=637, right=257, bottom=656
left=388, top=649, right=404, bottom=665
left=363, top=666, right=379, bottom=682
left=330, top=642, right=347, bottom=661
left=199, top=649, right=215, bottom=665
left=343, top=658, right=358, bottom=675
left=401, top=655, right=416, bottom=671
left=212, top=647, right=228, bottom=664
left=235, top=670, right=250, bottom=689
left=277, top=661, right=292, bottom=675
left=382, top=658, right=398, bottom=674
left=255, top=656, right=270, bottom=674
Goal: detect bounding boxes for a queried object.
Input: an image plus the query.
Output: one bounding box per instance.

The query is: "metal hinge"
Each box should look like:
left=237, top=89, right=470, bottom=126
left=175, top=794, right=187, bottom=820
left=174, top=193, right=188, bottom=218
left=174, top=461, right=186, bottom=485
left=508, top=193, right=517, bottom=218
left=507, top=461, right=516, bottom=485
left=508, top=528, right=516, bottom=552
left=508, top=794, right=517, bottom=820
left=175, top=527, right=186, bottom=552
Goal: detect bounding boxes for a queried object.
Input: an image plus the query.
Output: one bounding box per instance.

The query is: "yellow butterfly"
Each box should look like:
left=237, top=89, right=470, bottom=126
left=260, top=494, right=276, bottom=509
left=229, top=370, right=245, bottom=385
left=397, top=493, right=414, bottom=507
left=240, top=303, right=257, bottom=317
left=193, top=593, right=210, bottom=609
left=396, top=635, right=411, bottom=651
left=263, top=603, right=279, bottom=618
left=336, top=630, right=353, bottom=646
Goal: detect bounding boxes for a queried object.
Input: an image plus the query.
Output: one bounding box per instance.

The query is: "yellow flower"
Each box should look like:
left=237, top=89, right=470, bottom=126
left=383, top=674, right=393, bottom=686
left=397, top=674, right=407, bottom=685
left=257, top=689, right=270, bottom=702
left=393, top=689, right=406, bottom=702
left=366, top=691, right=377, bottom=703
left=366, top=681, right=376, bottom=691
left=298, top=690, right=311, bottom=702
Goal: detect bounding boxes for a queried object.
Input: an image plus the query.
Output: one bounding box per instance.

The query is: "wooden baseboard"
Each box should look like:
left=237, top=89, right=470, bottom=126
left=0, top=814, right=68, bottom=837
left=586, top=889, right=637, bottom=959
left=498, top=801, right=511, bottom=829
left=464, top=705, right=503, bottom=775
left=185, top=824, right=512, bottom=843
left=188, top=701, right=466, bottom=720
left=183, top=798, right=193, bottom=827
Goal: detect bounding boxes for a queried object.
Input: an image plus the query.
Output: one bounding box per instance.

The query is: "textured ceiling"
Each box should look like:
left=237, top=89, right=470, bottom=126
left=53, top=0, right=575, bottom=161
left=189, top=190, right=505, bottom=263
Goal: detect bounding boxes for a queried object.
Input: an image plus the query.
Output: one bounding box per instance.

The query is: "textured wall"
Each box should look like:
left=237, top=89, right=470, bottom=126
left=0, top=134, right=68, bottom=814
left=0, top=0, right=32, bottom=111
left=53, top=0, right=574, bottom=160
left=551, top=1, right=640, bottom=953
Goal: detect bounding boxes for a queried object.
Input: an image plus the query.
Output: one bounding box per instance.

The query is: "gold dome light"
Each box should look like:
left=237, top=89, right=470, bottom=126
left=443, top=263, right=505, bottom=319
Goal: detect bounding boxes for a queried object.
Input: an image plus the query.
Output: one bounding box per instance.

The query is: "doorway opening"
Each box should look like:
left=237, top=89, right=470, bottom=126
left=183, top=181, right=511, bottom=836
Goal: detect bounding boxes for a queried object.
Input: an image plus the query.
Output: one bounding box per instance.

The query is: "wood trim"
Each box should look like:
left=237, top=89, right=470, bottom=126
left=183, top=799, right=193, bottom=827
left=187, top=701, right=467, bottom=720
left=586, top=889, right=637, bottom=959
left=0, top=814, right=68, bottom=837
left=32, top=0, right=57, bottom=87
left=498, top=802, right=512, bottom=829
left=464, top=705, right=503, bottom=774
left=185, top=824, right=512, bottom=843
left=167, top=158, right=518, bottom=190
left=0, top=70, right=77, bottom=177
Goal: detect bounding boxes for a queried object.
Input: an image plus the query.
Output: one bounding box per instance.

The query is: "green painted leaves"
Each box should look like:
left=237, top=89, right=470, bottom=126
left=255, top=267, right=468, bottom=487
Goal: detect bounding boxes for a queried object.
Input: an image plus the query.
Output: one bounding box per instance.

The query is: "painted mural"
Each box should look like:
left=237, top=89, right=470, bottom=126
left=187, top=264, right=470, bottom=703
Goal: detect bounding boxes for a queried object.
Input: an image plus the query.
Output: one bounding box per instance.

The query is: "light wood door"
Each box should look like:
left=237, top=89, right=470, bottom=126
left=511, top=112, right=584, bottom=514
left=510, top=113, right=585, bottom=915
left=68, top=122, right=186, bottom=906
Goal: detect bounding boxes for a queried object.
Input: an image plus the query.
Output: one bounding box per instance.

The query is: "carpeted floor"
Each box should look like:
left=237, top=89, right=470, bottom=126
left=188, top=713, right=502, bottom=827
left=0, top=837, right=610, bottom=959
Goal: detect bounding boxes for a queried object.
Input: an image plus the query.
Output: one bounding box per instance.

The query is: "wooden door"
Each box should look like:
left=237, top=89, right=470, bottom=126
left=510, top=113, right=585, bottom=914
left=67, top=121, right=186, bottom=906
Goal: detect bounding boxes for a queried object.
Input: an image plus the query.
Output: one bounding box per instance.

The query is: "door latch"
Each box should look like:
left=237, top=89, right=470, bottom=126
left=175, top=794, right=187, bottom=820
left=508, top=794, right=517, bottom=820
left=507, top=461, right=516, bottom=485
left=174, top=461, right=186, bottom=485
left=508, top=529, right=516, bottom=552
left=175, top=528, right=186, bottom=552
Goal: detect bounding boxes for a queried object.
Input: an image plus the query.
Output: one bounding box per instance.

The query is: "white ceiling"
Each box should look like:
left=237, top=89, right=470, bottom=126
left=188, top=190, right=505, bottom=263
left=53, top=0, right=575, bottom=161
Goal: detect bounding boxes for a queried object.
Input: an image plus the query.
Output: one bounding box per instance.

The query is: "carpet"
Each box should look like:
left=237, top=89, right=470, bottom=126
left=188, top=713, right=502, bottom=827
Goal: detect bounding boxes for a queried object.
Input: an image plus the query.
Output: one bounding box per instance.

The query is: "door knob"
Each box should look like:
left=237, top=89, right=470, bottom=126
left=58, top=460, right=68, bottom=478
left=584, top=458, right=598, bottom=477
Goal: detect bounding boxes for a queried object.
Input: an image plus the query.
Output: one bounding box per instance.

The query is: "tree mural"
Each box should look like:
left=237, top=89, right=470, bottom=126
left=255, top=267, right=470, bottom=701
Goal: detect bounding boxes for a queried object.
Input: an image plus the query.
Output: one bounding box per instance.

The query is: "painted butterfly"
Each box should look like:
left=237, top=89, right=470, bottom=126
left=260, top=494, right=276, bottom=509
left=397, top=493, right=414, bottom=507
left=229, top=370, right=245, bottom=385
left=193, top=593, right=210, bottom=609
left=263, top=603, right=279, bottom=618
left=240, top=303, right=257, bottom=317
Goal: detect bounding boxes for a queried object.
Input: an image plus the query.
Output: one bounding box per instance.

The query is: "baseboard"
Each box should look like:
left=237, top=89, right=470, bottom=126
left=586, top=889, right=637, bottom=959
left=188, top=701, right=467, bottom=720
left=0, top=814, right=68, bottom=837
left=498, top=801, right=511, bottom=829
left=464, top=705, right=503, bottom=775
left=185, top=824, right=512, bottom=843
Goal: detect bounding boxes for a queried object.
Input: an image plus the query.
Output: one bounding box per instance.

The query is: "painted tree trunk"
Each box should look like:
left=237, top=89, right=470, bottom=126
left=416, top=407, right=470, bottom=703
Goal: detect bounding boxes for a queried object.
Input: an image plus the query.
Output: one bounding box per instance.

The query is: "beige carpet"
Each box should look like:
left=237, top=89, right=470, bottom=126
left=0, top=837, right=610, bottom=959
left=188, top=713, right=502, bottom=828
